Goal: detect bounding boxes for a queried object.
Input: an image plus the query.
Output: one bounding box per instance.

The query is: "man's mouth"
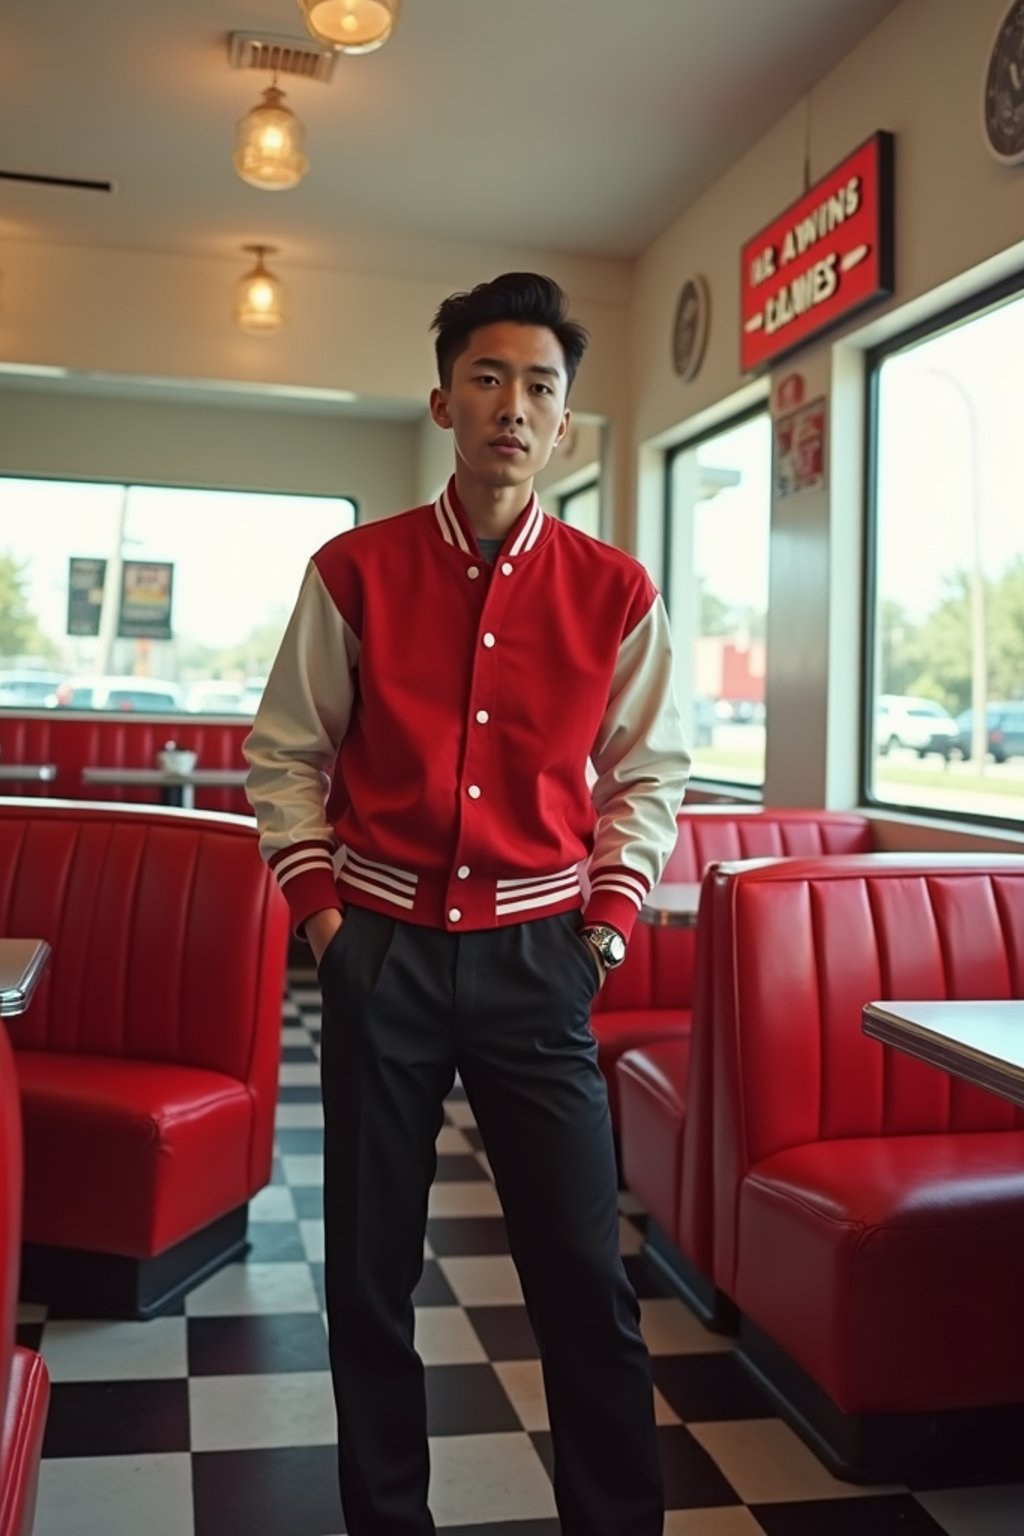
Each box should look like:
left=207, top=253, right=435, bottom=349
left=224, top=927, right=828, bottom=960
left=490, top=436, right=526, bottom=452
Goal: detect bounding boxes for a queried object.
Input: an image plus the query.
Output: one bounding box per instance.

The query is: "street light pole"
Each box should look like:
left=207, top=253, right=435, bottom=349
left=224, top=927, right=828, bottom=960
left=927, top=368, right=988, bottom=771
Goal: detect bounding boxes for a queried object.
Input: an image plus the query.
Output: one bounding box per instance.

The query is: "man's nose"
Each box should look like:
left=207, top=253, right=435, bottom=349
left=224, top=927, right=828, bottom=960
left=497, top=388, right=526, bottom=423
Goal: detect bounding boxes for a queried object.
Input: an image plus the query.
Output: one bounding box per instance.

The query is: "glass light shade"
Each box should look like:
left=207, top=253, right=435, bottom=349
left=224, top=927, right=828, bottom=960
left=298, top=0, right=401, bottom=53
left=234, top=250, right=287, bottom=334
left=233, top=86, right=309, bottom=190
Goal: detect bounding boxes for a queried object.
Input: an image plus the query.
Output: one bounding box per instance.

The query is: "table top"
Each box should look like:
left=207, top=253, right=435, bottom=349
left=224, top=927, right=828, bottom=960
left=639, top=881, right=702, bottom=928
left=863, top=1000, right=1024, bottom=1110
left=0, top=763, right=57, bottom=782
left=81, top=767, right=249, bottom=787
left=0, top=938, right=52, bottom=1017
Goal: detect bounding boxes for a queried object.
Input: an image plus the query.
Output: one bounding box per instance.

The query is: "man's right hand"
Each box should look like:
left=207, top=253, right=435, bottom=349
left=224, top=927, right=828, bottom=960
left=306, top=908, right=344, bottom=968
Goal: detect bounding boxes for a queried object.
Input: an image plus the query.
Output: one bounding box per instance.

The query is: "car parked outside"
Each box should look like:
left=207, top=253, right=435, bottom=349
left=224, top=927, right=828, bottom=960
left=954, top=702, right=1024, bottom=763
left=52, top=675, right=183, bottom=712
left=0, top=669, right=64, bottom=706
left=876, top=694, right=959, bottom=758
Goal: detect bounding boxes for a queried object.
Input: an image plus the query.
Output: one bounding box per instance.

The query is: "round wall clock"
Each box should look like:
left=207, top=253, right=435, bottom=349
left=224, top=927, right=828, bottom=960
left=671, top=275, right=710, bottom=381
left=983, top=0, right=1024, bottom=164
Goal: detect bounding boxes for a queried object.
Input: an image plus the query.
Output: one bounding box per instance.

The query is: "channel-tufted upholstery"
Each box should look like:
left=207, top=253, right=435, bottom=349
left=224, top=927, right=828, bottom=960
left=593, top=809, right=873, bottom=1126
left=0, top=1023, right=49, bottom=1536
left=709, top=854, right=1024, bottom=1421
left=0, top=799, right=289, bottom=1314
left=0, top=713, right=250, bottom=814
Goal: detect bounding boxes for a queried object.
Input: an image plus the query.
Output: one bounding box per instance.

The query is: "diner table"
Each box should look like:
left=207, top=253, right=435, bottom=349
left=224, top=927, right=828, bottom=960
left=81, top=765, right=249, bottom=810
left=0, top=763, right=57, bottom=786
left=0, top=937, right=51, bottom=1017
left=639, top=881, right=702, bottom=928
left=863, top=999, right=1024, bottom=1110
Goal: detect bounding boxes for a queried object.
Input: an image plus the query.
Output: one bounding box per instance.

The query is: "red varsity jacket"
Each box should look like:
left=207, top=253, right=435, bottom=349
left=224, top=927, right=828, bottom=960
left=244, top=478, right=690, bottom=942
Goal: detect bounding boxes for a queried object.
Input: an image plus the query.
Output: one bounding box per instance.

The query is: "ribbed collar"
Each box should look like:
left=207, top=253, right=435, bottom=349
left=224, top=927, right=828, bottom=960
left=433, top=476, right=548, bottom=559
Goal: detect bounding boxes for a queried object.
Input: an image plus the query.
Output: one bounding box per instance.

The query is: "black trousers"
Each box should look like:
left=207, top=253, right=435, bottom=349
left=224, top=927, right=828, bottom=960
left=318, top=906, right=664, bottom=1536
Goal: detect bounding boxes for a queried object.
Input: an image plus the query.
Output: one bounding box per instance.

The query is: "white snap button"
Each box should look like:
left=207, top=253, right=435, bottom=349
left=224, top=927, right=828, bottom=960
left=475, top=709, right=489, bottom=724
left=448, top=907, right=462, bottom=922
left=467, top=566, right=480, bottom=580
left=482, top=632, right=496, bottom=648
left=501, top=561, right=513, bottom=575
left=457, top=865, right=470, bottom=879
left=467, top=784, right=481, bottom=799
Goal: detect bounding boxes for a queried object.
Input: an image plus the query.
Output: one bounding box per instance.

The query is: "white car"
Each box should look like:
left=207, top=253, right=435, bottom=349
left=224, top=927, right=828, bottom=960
left=876, top=695, right=958, bottom=759
left=53, top=675, right=183, bottom=713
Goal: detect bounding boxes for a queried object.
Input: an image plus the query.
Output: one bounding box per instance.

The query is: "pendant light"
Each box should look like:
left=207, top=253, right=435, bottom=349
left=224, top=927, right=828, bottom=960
left=234, top=246, right=287, bottom=334
left=297, top=0, right=401, bottom=54
left=234, top=84, right=309, bottom=190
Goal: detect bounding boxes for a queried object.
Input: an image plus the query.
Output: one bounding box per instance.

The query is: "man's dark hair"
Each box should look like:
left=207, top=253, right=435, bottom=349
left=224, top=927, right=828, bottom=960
left=431, top=272, right=589, bottom=394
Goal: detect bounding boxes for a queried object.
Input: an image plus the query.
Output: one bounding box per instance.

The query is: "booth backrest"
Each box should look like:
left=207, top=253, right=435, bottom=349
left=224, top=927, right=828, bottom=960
left=0, top=713, right=251, bottom=814
left=595, top=808, right=874, bottom=1015
left=0, top=1025, right=20, bottom=1430
left=0, top=799, right=286, bottom=1084
left=710, top=854, right=1024, bottom=1290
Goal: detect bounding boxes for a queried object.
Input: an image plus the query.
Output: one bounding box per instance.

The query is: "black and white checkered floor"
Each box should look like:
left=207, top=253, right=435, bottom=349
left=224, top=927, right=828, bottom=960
left=16, top=974, right=1023, bottom=1535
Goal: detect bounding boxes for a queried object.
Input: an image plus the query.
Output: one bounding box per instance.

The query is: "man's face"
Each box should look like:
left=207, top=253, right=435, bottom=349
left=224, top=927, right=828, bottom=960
left=430, top=321, right=571, bottom=490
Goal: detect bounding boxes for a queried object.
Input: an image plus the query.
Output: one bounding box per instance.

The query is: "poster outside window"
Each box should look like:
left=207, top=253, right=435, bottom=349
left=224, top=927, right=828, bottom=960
left=118, top=561, right=174, bottom=641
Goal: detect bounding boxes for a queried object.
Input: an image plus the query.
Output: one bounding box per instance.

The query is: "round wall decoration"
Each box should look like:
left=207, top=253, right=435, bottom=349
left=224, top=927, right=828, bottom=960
left=672, top=274, right=711, bottom=381
left=983, top=0, right=1024, bottom=165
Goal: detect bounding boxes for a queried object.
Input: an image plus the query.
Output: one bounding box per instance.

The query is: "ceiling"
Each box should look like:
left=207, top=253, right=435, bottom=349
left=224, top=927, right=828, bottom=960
left=0, top=0, right=906, bottom=276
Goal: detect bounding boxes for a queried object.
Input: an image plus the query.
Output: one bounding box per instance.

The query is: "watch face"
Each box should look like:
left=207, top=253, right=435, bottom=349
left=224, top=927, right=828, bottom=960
left=983, top=0, right=1024, bottom=164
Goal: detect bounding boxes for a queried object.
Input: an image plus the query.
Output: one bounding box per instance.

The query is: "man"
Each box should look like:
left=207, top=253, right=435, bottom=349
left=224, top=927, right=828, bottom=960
left=244, top=271, right=690, bottom=1535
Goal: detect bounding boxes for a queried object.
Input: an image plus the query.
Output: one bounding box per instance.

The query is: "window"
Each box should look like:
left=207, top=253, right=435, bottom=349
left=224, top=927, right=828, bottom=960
left=557, top=479, right=600, bottom=538
left=0, top=479, right=356, bottom=714
left=664, top=411, right=771, bottom=786
left=866, top=276, right=1024, bottom=826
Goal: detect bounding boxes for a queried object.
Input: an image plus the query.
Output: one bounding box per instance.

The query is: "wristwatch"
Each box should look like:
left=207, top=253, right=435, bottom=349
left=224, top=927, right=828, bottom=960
left=580, top=924, right=627, bottom=970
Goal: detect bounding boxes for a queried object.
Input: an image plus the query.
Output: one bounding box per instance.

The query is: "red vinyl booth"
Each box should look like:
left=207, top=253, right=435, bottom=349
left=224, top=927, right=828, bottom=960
left=593, top=808, right=873, bottom=1128
left=0, top=712, right=250, bottom=815
left=707, top=853, right=1024, bottom=1480
left=0, top=799, right=289, bottom=1318
left=611, top=809, right=873, bottom=1313
left=0, top=1023, right=49, bottom=1536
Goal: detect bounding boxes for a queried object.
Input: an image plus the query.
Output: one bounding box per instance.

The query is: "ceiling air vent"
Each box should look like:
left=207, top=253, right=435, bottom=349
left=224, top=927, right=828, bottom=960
left=0, top=170, right=115, bottom=193
left=228, top=31, right=338, bottom=84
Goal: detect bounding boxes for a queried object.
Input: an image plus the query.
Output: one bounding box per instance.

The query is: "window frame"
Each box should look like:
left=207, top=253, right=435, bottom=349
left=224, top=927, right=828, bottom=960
left=861, top=264, right=1024, bottom=829
left=555, top=476, right=600, bottom=528
left=663, top=401, right=771, bottom=796
left=0, top=470, right=360, bottom=717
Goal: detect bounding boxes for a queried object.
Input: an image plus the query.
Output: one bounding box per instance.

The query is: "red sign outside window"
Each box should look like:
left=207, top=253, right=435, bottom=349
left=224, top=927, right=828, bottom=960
left=740, top=132, right=894, bottom=373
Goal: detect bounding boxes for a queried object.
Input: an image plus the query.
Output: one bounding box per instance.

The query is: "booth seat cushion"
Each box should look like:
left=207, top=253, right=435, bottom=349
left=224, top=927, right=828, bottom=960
left=617, top=1041, right=690, bottom=1238
left=16, top=1052, right=253, bottom=1258
left=736, top=1131, right=1024, bottom=1415
left=590, top=1008, right=691, bottom=1126
left=0, top=1348, right=49, bottom=1536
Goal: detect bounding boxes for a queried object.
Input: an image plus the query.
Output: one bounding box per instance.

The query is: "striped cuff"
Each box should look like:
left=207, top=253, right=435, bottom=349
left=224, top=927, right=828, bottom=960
left=269, top=841, right=342, bottom=938
left=583, top=865, right=650, bottom=944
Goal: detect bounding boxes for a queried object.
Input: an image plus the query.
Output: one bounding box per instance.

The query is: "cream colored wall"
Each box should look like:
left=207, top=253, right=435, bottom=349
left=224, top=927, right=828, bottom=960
left=629, top=0, right=1024, bottom=822
left=0, top=389, right=418, bottom=521
left=0, top=243, right=631, bottom=425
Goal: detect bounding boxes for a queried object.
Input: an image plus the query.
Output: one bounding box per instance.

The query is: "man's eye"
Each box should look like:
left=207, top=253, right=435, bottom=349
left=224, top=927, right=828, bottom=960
left=532, top=383, right=552, bottom=395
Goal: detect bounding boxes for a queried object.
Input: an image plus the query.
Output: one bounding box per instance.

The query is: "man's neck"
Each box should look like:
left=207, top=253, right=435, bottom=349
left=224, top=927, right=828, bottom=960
left=453, top=464, right=534, bottom=541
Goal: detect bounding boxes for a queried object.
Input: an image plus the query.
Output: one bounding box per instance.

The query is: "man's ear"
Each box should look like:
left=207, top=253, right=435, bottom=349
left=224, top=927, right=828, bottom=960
left=554, top=407, right=571, bottom=447
left=429, top=387, right=452, bottom=430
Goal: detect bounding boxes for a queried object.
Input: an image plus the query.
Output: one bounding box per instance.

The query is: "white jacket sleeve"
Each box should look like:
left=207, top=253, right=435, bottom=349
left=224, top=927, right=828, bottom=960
left=243, top=561, right=360, bottom=931
left=584, top=595, right=690, bottom=938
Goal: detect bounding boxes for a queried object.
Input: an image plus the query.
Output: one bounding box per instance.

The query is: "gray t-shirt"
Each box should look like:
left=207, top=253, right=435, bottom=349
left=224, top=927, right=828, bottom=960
left=476, top=537, right=504, bottom=563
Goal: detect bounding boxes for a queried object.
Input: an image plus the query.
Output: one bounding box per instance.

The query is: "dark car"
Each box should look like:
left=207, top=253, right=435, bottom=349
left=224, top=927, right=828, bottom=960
left=954, top=702, right=1024, bottom=763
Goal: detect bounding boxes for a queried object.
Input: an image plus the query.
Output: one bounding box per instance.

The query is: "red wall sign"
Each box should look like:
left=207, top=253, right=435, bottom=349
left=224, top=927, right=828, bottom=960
left=740, top=132, right=894, bottom=373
